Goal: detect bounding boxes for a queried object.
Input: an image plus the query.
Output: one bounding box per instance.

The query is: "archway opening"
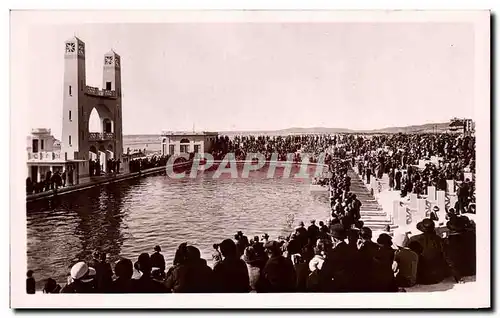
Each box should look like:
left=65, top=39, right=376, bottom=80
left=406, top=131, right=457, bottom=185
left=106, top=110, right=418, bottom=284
left=89, top=108, right=101, bottom=132
left=89, top=145, right=98, bottom=161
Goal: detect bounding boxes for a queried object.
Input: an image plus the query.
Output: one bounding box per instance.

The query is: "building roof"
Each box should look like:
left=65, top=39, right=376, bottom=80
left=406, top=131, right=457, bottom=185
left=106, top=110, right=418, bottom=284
left=161, top=131, right=218, bottom=136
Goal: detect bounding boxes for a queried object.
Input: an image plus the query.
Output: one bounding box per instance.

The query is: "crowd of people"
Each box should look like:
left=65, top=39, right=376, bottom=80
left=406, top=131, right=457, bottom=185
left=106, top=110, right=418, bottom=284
left=88, top=158, right=122, bottom=177
left=26, top=131, right=477, bottom=293
left=26, top=169, right=73, bottom=195
left=27, top=210, right=476, bottom=294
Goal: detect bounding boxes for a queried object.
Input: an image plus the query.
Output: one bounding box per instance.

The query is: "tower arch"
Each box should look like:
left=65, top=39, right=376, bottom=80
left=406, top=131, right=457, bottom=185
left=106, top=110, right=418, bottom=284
left=61, top=37, right=123, bottom=178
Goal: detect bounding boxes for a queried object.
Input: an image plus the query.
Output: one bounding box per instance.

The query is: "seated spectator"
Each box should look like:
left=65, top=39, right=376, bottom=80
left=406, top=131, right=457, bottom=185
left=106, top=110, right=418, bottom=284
left=109, top=258, right=135, bottom=293
left=392, top=232, right=419, bottom=288
left=213, top=239, right=250, bottom=293
left=132, top=253, right=169, bottom=293
left=263, top=240, right=297, bottom=293
left=42, top=278, right=61, bottom=294
left=408, top=219, right=448, bottom=285
left=61, top=261, right=97, bottom=293
left=443, top=217, right=476, bottom=284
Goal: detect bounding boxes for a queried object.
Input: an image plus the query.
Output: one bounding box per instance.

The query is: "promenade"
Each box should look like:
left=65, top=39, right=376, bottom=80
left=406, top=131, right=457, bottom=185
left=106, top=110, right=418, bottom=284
left=26, top=165, right=168, bottom=203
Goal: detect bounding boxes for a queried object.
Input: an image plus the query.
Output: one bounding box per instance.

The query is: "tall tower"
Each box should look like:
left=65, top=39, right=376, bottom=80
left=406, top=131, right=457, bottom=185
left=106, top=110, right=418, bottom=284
left=61, top=37, right=86, bottom=160
left=102, top=50, right=123, bottom=161
left=61, top=37, right=124, bottom=177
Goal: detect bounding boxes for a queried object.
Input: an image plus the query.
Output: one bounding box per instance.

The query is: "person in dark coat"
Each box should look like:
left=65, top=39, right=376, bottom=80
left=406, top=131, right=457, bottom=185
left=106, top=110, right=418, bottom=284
left=291, top=252, right=310, bottom=293
left=395, top=169, right=402, bottom=191
left=212, top=239, right=250, bottom=293
left=150, top=245, right=166, bottom=276
left=374, top=234, right=397, bottom=292
left=321, top=224, right=358, bottom=292
left=262, top=240, right=297, bottom=293
left=60, top=261, right=97, bottom=293
left=89, top=252, right=114, bottom=293
left=295, top=222, right=308, bottom=247
left=109, top=258, right=135, bottom=293
left=165, top=245, right=214, bottom=293
left=307, top=220, right=320, bottom=244
left=42, top=278, right=61, bottom=294
left=408, top=218, right=448, bottom=285
left=443, top=217, right=476, bottom=283
left=286, top=233, right=302, bottom=256
left=389, top=169, right=395, bottom=190
left=26, top=270, right=36, bottom=294
left=392, top=232, right=419, bottom=288
left=132, top=253, right=169, bottom=293
left=357, top=227, right=380, bottom=292
left=242, top=246, right=268, bottom=292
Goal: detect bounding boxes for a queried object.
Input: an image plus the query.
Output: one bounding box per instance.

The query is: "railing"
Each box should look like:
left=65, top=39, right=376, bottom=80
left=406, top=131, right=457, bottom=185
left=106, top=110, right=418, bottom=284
left=27, top=151, right=61, bottom=161
left=85, top=86, right=117, bottom=98
left=88, top=132, right=115, bottom=141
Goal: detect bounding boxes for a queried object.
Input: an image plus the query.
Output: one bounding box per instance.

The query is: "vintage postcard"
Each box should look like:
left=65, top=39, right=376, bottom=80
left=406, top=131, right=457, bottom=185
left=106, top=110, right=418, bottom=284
left=10, top=10, right=490, bottom=309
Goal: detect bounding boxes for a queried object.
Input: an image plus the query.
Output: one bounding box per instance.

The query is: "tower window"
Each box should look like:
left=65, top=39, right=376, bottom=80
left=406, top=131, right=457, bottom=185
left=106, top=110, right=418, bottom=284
left=69, top=85, right=72, bottom=96
left=106, top=82, right=112, bottom=90
left=41, top=139, right=44, bottom=150
left=69, top=135, right=72, bottom=146
left=69, top=110, right=72, bottom=121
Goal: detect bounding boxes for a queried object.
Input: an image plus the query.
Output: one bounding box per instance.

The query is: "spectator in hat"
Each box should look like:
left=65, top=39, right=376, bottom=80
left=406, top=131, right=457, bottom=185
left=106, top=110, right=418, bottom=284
left=374, top=233, right=397, bottom=292
left=26, top=270, right=36, bottom=294
left=261, top=233, right=270, bottom=245
left=263, top=240, right=297, bottom=293
left=321, top=223, right=358, bottom=292
left=213, top=239, right=250, bottom=293
left=109, top=258, right=135, bottom=293
left=151, top=245, right=166, bottom=275
left=60, top=261, right=97, bottom=293
left=307, top=220, right=320, bottom=245
left=295, top=222, right=308, bottom=247
left=408, top=218, right=447, bottom=285
left=42, top=278, right=61, bottom=294
left=235, top=231, right=250, bottom=257
left=443, top=216, right=476, bottom=284
left=392, top=232, right=419, bottom=288
left=357, top=227, right=379, bottom=292
left=132, top=253, right=169, bottom=293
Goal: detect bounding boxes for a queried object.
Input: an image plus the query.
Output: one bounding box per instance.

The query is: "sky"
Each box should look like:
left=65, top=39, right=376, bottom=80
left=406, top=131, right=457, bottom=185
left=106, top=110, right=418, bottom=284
left=24, top=22, right=475, bottom=138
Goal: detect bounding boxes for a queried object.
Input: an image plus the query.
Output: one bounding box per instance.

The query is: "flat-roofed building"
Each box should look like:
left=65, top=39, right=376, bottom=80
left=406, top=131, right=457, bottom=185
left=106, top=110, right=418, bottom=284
left=160, top=131, right=218, bottom=156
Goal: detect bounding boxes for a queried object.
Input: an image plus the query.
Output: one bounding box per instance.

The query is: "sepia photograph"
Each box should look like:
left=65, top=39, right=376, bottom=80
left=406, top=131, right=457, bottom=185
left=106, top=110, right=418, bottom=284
left=10, top=9, right=490, bottom=309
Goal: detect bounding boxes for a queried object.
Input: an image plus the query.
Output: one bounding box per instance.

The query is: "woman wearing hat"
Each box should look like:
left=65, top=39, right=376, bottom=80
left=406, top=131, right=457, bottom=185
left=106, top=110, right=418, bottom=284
left=407, top=218, right=447, bottom=285
left=60, top=261, right=97, bottom=293
left=442, top=216, right=476, bottom=284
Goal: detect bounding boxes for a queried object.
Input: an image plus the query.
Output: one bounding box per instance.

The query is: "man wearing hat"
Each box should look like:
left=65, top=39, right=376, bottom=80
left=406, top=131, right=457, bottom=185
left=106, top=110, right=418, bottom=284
left=356, top=227, right=380, bottom=292
left=60, top=261, right=97, bottom=293
left=392, top=231, right=418, bottom=288
left=262, top=240, right=296, bottom=293
left=151, top=245, right=166, bottom=276
left=321, top=223, right=358, bottom=292
left=408, top=218, right=447, bottom=285
left=307, top=220, right=320, bottom=244
left=442, top=216, right=476, bottom=284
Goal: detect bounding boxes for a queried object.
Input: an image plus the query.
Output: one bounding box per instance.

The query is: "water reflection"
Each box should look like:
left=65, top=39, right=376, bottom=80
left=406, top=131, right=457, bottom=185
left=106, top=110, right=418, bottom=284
left=27, top=166, right=330, bottom=288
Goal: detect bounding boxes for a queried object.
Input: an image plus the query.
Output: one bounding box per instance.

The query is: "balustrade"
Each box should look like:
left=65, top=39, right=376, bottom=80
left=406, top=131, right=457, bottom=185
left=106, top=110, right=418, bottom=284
left=88, top=132, right=115, bottom=141
left=85, top=86, right=117, bottom=98
left=27, top=151, right=61, bottom=161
